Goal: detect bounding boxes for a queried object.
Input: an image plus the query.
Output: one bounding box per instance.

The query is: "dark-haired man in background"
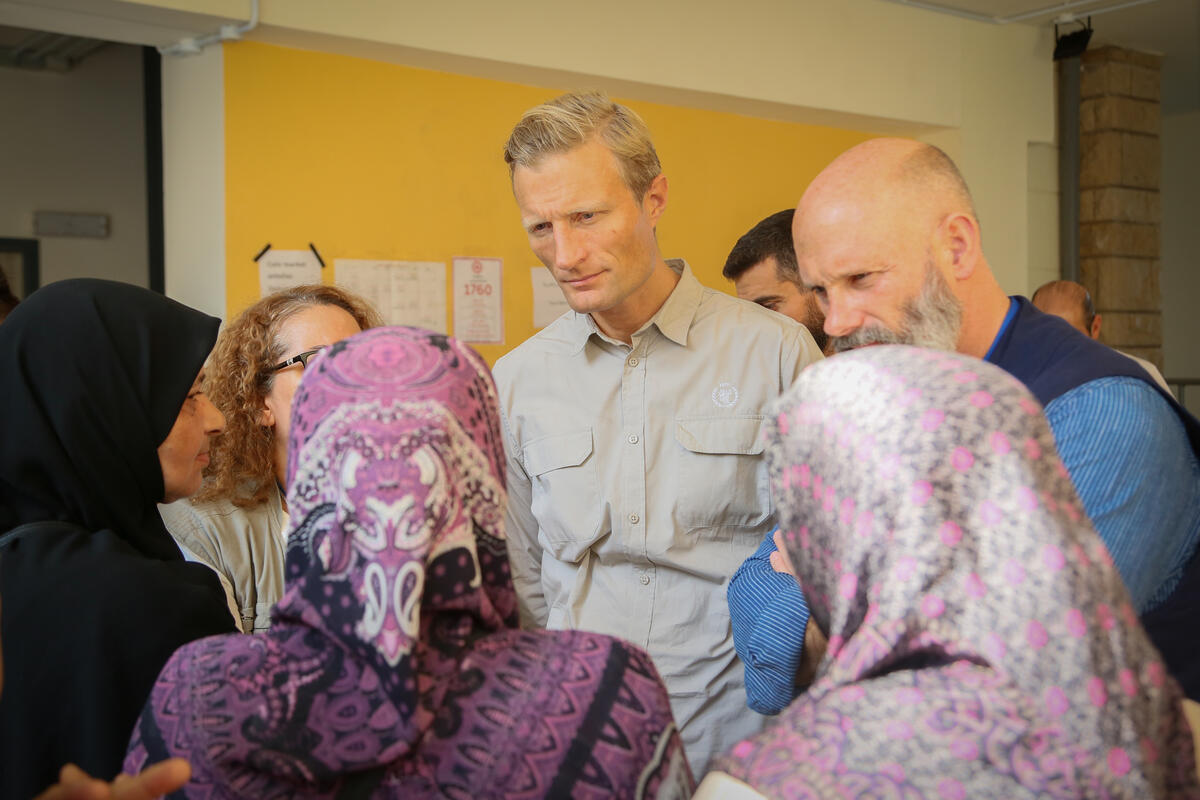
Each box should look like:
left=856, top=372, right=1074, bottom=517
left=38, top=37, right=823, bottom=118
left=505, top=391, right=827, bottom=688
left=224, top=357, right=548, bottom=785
left=723, top=209, right=828, bottom=353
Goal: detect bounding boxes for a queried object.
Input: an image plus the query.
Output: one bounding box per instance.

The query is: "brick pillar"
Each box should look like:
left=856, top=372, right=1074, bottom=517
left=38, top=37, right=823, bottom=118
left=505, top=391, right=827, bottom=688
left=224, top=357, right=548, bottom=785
left=1079, top=46, right=1163, bottom=369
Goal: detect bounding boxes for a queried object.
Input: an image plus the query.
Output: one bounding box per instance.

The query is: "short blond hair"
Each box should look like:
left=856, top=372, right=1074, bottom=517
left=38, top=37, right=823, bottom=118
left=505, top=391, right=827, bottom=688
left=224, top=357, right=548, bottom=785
left=503, top=91, right=662, bottom=198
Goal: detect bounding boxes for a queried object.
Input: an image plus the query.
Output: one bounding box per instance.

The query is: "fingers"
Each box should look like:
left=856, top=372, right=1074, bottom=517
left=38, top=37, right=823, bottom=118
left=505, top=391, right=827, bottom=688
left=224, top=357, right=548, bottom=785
left=795, top=618, right=829, bottom=690
left=33, top=766, right=109, bottom=800
left=111, top=759, right=192, bottom=800
left=58, top=764, right=92, bottom=784
left=771, top=530, right=798, bottom=578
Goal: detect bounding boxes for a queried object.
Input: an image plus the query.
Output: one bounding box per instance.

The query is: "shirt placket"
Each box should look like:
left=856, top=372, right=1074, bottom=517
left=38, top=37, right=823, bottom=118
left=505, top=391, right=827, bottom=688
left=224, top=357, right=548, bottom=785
left=621, top=331, right=653, bottom=648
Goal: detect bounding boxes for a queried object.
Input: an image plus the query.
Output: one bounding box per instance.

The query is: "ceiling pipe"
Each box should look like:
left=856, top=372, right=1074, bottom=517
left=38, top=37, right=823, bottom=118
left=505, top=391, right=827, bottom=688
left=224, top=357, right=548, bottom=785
left=883, top=0, right=1160, bottom=24
left=158, top=0, right=259, bottom=57
left=1058, top=57, right=1082, bottom=282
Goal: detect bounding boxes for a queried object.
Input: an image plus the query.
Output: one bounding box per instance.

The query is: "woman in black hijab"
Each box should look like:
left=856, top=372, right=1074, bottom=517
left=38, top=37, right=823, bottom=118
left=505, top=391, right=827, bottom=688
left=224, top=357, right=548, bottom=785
left=0, top=279, right=237, bottom=798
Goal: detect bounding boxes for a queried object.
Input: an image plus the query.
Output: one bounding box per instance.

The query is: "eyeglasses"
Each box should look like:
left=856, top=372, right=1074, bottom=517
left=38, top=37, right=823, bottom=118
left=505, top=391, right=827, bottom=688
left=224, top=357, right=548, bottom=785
left=271, top=347, right=326, bottom=373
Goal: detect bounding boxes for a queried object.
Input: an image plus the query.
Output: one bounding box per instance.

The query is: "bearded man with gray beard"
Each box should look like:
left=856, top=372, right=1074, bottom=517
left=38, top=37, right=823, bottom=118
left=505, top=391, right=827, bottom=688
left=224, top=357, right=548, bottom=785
left=728, top=138, right=1200, bottom=707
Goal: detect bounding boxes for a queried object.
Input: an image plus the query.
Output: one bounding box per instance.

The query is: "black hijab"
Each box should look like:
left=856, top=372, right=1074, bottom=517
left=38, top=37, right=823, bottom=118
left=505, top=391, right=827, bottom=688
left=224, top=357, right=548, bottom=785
left=0, top=279, right=237, bottom=796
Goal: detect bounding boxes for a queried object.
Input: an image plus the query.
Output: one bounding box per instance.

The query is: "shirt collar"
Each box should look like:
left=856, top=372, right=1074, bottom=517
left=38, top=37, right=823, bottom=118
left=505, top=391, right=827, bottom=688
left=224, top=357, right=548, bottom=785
left=983, top=296, right=1020, bottom=362
left=560, top=259, right=701, bottom=352
left=645, top=259, right=701, bottom=347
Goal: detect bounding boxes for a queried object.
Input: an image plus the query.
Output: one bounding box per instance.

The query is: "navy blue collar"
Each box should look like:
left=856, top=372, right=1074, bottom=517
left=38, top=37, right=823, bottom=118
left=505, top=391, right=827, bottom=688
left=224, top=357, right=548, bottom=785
left=983, top=297, right=1019, bottom=363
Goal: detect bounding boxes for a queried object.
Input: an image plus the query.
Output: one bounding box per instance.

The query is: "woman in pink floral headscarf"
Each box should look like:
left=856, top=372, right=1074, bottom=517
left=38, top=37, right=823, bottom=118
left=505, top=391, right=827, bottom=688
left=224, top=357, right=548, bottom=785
left=716, top=345, right=1198, bottom=798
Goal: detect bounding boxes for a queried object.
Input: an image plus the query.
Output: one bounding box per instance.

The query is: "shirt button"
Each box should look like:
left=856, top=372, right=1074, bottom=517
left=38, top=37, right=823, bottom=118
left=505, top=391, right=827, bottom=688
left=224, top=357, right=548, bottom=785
left=628, top=357, right=639, bottom=367
left=639, top=574, right=650, bottom=585
left=629, top=513, right=640, bottom=524
left=627, top=434, right=639, bottom=444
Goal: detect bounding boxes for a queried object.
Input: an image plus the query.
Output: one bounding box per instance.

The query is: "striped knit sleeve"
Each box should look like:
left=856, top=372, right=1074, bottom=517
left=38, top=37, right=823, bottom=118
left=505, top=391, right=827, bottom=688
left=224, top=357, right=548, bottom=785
left=727, top=527, right=811, bottom=715
left=1044, top=376, right=1200, bottom=611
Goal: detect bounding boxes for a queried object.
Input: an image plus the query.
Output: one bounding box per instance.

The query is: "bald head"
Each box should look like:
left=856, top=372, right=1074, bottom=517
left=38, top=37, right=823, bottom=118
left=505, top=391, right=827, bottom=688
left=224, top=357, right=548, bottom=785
left=1031, top=280, right=1100, bottom=339
left=791, top=138, right=1009, bottom=359
left=796, top=139, right=976, bottom=254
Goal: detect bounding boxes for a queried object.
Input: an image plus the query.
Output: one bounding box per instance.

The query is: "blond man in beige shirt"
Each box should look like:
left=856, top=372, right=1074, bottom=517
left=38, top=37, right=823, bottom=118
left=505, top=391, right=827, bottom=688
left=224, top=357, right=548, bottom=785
left=493, top=92, right=823, bottom=774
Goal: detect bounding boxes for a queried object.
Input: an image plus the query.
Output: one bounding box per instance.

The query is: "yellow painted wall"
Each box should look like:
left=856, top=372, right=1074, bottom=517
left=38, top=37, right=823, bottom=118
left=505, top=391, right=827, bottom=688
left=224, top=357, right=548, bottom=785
left=224, top=41, right=874, bottom=364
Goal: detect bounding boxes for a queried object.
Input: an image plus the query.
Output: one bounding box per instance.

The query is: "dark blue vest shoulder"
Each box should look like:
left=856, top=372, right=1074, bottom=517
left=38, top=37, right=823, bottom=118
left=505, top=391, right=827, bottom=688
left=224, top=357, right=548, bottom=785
left=988, top=296, right=1200, bottom=452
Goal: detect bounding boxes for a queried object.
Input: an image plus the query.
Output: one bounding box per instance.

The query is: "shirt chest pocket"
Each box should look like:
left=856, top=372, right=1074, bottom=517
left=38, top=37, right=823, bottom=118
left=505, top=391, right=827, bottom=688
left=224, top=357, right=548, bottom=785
left=523, top=428, right=605, bottom=555
left=674, top=415, right=770, bottom=532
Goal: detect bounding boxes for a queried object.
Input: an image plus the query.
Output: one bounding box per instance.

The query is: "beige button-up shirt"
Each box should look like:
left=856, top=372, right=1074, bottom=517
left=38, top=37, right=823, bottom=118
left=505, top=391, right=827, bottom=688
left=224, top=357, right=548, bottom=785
left=493, top=261, right=823, bottom=773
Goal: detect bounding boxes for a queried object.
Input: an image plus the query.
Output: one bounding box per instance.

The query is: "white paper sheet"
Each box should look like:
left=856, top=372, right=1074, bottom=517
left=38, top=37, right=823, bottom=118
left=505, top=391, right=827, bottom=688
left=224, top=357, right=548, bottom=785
left=334, top=259, right=447, bottom=334
left=532, top=267, right=569, bottom=328
left=452, top=257, right=503, bottom=344
left=258, top=249, right=321, bottom=297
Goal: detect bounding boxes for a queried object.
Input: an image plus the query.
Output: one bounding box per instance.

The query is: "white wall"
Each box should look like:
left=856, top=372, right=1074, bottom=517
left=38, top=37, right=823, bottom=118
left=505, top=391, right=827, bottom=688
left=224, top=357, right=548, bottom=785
left=161, top=44, right=224, bottom=317
left=1161, top=110, right=1200, bottom=412
left=18, top=0, right=1058, bottom=296
left=129, top=0, right=1055, bottom=293
left=1027, top=141, right=1061, bottom=296
left=0, top=41, right=148, bottom=288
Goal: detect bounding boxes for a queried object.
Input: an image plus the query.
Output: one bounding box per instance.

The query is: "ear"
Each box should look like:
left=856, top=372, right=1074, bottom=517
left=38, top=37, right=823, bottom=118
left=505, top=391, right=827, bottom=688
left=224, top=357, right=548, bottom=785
left=1091, top=313, right=1103, bottom=340
left=258, top=399, right=275, bottom=428
left=640, top=173, right=669, bottom=225
left=938, top=212, right=981, bottom=281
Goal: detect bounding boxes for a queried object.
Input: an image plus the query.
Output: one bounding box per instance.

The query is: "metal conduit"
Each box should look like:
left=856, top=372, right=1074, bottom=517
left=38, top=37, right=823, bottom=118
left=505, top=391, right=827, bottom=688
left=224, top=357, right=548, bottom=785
left=1058, top=56, right=1082, bottom=281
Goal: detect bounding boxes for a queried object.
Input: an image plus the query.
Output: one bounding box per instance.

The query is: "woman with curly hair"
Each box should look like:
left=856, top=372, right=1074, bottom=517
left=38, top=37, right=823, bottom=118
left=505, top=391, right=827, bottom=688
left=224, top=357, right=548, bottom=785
left=160, top=284, right=381, bottom=633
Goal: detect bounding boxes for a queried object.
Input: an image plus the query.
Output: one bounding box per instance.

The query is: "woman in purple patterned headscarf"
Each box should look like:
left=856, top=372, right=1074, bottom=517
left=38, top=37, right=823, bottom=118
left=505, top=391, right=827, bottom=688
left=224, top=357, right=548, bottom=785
left=715, top=345, right=1198, bottom=798
left=125, top=327, right=693, bottom=799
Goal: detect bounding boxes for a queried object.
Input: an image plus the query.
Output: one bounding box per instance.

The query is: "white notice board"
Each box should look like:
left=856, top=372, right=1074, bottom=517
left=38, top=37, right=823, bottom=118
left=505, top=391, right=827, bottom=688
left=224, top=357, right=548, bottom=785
left=334, top=259, right=447, bottom=334
left=452, top=257, right=503, bottom=343
left=258, top=249, right=321, bottom=298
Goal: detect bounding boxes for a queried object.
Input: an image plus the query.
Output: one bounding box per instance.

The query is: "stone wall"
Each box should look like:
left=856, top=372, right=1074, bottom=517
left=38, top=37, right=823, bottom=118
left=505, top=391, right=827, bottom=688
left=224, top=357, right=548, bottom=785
left=1079, top=46, right=1163, bottom=368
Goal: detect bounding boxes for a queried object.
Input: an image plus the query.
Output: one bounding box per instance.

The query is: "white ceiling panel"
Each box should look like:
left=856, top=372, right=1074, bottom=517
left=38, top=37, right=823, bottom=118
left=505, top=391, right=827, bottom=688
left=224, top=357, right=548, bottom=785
left=883, top=0, right=1200, bottom=111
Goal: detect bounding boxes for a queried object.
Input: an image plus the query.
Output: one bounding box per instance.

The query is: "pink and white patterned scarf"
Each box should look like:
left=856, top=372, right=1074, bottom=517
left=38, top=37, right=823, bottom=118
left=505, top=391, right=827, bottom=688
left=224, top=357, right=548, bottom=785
left=718, top=345, right=1198, bottom=798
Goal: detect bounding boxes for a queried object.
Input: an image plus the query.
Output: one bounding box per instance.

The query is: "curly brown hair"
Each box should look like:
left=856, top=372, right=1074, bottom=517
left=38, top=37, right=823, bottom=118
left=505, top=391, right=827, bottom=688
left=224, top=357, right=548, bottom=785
left=193, top=284, right=383, bottom=508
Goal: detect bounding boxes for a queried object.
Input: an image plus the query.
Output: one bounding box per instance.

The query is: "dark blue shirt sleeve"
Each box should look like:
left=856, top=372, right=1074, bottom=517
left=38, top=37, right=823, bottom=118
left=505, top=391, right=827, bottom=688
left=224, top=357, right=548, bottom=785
left=727, top=527, right=810, bottom=715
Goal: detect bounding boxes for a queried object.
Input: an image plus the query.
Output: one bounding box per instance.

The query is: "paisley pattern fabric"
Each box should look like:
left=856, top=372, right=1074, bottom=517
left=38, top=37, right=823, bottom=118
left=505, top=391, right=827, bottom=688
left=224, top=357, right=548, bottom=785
left=126, top=327, right=693, bottom=799
left=717, top=345, right=1199, bottom=798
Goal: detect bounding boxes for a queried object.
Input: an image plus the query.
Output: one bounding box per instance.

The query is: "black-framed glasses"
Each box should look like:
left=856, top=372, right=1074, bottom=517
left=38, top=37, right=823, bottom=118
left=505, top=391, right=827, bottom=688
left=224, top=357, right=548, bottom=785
left=271, top=346, right=326, bottom=373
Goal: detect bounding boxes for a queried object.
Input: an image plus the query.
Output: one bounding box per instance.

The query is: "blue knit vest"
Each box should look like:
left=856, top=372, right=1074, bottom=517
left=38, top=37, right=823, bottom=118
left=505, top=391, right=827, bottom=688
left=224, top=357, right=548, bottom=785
left=987, top=297, right=1200, bottom=700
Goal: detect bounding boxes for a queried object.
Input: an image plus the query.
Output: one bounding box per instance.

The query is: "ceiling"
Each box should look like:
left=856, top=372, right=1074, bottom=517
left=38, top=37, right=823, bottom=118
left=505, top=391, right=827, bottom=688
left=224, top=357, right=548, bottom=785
left=884, top=0, right=1200, bottom=112
left=1087, top=0, right=1199, bottom=115
left=2, top=1, right=1197, bottom=111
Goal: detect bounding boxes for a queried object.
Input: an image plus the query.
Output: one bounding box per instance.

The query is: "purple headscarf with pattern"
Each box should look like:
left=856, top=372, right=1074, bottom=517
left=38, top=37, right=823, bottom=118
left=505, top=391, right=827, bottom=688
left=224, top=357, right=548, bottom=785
left=717, top=345, right=1198, bottom=798
left=126, top=327, right=693, bottom=799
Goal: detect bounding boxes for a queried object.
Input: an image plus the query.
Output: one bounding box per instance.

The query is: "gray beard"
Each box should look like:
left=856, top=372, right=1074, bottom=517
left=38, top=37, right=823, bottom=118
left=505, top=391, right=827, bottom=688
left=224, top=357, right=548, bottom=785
left=831, top=265, right=963, bottom=354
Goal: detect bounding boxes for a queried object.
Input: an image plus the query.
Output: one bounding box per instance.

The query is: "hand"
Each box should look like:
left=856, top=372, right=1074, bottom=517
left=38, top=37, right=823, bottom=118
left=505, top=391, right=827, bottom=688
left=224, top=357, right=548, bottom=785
left=795, top=616, right=828, bottom=690
left=769, top=529, right=798, bottom=579
left=35, top=759, right=191, bottom=800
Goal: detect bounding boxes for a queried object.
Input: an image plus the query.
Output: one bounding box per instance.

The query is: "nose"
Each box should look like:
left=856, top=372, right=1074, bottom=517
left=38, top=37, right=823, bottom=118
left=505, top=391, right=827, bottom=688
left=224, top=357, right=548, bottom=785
left=821, top=291, right=865, bottom=339
left=553, top=226, right=586, bottom=271
left=200, top=394, right=226, bottom=435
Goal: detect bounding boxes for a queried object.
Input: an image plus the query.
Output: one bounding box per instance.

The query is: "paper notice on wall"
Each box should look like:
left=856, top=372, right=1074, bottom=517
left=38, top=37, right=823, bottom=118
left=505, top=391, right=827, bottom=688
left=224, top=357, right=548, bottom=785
left=334, top=259, right=447, bottom=334
left=258, top=249, right=321, bottom=297
left=452, top=257, right=503, bottom=343
left=532, top=267, right=569, bottom=328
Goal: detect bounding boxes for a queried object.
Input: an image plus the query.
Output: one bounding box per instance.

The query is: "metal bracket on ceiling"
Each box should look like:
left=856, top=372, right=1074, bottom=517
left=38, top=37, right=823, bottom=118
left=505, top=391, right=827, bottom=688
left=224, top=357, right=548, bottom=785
left=158, top=0, right=259, bottom=57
